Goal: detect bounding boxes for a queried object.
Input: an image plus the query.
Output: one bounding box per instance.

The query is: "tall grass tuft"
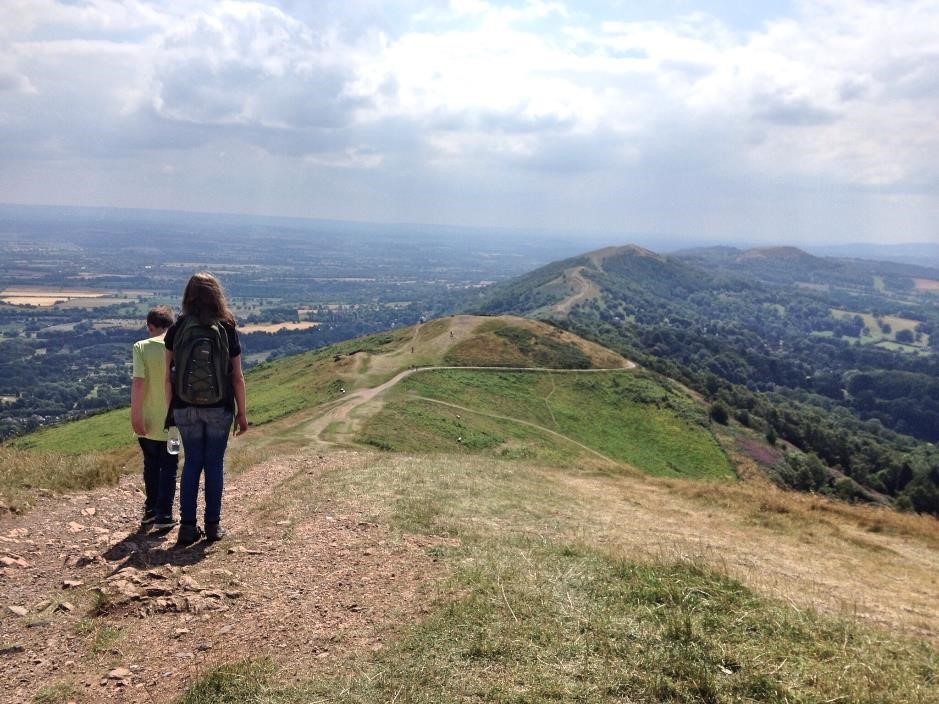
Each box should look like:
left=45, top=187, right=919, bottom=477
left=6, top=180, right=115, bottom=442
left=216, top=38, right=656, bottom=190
left=0, top=446, right=125, bottom=511
left=180, top=659, right=278, bottom=704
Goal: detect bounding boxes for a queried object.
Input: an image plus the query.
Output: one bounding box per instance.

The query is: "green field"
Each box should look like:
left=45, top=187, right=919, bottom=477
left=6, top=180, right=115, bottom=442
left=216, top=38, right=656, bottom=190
left=359, top=369, right=734, bottom=480
left=9, top=329, right=410, bottom=455
left=831, top=308, right=929, bottom=349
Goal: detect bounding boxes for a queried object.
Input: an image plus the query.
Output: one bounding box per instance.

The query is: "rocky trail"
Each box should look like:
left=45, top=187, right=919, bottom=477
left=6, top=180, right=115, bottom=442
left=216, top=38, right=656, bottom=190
left=0, top=450, right=446, bottom=704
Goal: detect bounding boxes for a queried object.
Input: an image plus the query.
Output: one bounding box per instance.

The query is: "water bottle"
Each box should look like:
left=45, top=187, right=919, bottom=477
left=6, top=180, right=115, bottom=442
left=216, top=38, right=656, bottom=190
left=167, top=426, right=181, bottom=455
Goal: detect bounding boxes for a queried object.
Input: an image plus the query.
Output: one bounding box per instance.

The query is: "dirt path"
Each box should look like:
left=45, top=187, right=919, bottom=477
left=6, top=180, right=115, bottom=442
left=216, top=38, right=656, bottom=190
left=551, top=267, right=600, bottom=316
left=0, top=451, right=447, bottom=704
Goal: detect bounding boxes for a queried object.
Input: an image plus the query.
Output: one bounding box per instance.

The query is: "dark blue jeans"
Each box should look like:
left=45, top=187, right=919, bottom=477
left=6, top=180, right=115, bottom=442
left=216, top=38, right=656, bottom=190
left=138, top=437, right=178, bottom=518
left=173, top=406, right=233, bottom=526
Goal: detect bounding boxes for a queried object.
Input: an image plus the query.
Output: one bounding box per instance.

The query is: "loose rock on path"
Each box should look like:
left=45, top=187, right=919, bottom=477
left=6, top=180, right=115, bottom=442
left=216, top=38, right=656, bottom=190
left=0, top=450, right=447, bottom=704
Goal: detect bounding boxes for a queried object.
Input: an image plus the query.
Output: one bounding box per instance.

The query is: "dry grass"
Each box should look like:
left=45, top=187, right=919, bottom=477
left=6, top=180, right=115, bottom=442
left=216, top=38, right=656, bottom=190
left=555, top=468, right=939, bottom=642
left=668, top=468, right=939, bottom=549
left=0, top=445, right=131, bottom=512
left=181, top=449, right=939, bottom=702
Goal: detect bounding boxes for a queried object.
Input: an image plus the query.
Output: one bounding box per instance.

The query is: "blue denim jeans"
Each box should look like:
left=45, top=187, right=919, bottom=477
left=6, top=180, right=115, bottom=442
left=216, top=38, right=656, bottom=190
left=173, top=406, right=233, bottom=526
left=137, top=437, right=178, bottom=518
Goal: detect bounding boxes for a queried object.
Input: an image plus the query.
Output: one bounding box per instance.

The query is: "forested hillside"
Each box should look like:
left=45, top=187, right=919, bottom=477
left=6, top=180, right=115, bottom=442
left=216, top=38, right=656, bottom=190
left=469, top=245, right=939, bottom=515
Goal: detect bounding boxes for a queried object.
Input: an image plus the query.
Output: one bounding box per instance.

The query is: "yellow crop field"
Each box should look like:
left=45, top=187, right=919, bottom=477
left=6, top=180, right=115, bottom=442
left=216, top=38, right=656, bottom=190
left=239, top=321, right=320, bottom=333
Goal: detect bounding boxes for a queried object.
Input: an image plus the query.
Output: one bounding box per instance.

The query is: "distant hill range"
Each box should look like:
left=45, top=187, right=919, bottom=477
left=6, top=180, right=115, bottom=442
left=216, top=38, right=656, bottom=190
left=672, top=244, right=939, bottom=288
left=472, top=242, right=939, bottom=321
left=469, top=243, right=939, bottom=515
left=804, top=242, right=939, bottom=270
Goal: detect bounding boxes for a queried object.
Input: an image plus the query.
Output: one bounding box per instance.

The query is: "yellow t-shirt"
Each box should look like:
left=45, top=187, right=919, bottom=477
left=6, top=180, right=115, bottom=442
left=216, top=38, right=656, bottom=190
left=132, top=335, right=169, bottom=441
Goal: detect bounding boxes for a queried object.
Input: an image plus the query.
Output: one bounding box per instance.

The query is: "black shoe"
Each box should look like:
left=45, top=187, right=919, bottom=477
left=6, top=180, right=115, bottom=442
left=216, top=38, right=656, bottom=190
left=205, top=523, right=227, bottom=542
left=175, top=524, right=204, bottom=547
left=153, top=516, right=178, bottom=530
left=137, top=510, right=157, bottom=532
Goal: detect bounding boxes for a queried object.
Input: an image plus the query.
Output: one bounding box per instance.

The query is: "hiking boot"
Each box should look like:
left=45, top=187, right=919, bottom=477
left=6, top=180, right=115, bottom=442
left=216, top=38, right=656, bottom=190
left=141, top=510, right=156, bottom=525
left=153, top=516, right=177, bottom=530
left=205, top=523, right=227, bottom=542
left=175, top=524, right=204, bottom=547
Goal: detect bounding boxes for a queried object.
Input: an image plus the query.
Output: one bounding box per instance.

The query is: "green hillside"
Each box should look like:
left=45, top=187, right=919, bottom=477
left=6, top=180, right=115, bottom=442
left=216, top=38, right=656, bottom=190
left=10, top=406, right=132, bottom=454
left=359, top=369, right=733, bottom=480
left=468, top=244, right=939, bottom=516
left=4, top=316, right=658, bottom=507
left=9, top=316, right=629, bottom=455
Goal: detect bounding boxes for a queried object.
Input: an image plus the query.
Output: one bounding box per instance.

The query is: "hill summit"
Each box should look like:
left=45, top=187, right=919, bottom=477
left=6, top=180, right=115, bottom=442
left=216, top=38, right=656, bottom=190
left=738, top=245, right=815, bottom=260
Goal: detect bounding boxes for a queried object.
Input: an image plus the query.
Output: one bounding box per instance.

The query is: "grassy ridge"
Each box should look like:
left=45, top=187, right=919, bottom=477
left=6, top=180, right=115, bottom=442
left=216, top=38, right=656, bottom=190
left=360, top=369, right=733, bottom=479
left=444, top=321, right=591, bottom=368
left=182, top=454, right=938, bottom=703
left=444, top=319, right=625, bottom=369
left=5, top=317, right=624, bottom=457
left=9, top=330, right=409, bottom=455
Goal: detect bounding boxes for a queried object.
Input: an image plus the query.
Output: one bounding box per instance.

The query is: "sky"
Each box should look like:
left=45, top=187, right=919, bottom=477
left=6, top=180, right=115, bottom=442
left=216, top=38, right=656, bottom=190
left=1, top=0, right=938, bottom=245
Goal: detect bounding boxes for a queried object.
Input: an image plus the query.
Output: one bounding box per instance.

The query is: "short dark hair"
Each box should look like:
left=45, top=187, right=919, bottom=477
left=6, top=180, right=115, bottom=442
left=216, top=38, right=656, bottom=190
left=147, top=305, right=174, bottom=330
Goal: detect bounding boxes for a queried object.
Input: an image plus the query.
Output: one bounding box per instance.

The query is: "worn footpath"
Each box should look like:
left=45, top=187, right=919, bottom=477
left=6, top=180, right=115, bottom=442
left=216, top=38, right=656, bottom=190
left=0, top=451, right=446, bottom=704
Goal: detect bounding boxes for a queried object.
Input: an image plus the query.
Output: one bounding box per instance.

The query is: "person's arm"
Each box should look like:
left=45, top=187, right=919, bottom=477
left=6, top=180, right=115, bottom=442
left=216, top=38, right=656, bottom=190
left=164, top=348, right=174, bottom=414
left=231, top=354, right=248, bottom=435
left=130, top=377, right=147, bottom=436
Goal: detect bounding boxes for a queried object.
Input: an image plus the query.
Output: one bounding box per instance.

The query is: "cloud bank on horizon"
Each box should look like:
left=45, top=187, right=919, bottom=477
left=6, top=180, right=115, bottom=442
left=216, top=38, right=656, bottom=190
left=1, top=0, right=937, bottom=243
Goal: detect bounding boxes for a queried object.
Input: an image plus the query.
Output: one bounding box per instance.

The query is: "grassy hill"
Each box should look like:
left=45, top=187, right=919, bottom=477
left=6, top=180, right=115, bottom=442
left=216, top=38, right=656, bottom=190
left=468, top=244, right=939, bottom=516
left=3, top=315, right=937, bottom=703
left=10, top=316, right=630, bottom=453
left=4, top=315, right=670, bottom=506
left=359, top=368, right=733, bottom=480
left=173, top=450, right=937, bottom=704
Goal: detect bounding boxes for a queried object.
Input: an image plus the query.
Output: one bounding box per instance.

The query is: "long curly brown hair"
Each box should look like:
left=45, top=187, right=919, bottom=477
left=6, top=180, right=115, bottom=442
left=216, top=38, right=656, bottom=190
left=181, top=272, right=236, bottom=326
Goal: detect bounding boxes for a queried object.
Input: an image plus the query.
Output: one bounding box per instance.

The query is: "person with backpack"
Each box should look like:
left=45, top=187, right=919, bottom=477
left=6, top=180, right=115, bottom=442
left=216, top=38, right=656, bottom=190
left=131, top=305, right=179, bottom=530
left=164, top=272, right=248, bottom=546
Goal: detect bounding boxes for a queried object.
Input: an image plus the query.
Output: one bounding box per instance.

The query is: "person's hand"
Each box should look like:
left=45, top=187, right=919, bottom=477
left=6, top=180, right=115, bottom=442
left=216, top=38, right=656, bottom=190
left=131, top=417, right=146, bottom=436
left=234, top=413, right=248, bottom=436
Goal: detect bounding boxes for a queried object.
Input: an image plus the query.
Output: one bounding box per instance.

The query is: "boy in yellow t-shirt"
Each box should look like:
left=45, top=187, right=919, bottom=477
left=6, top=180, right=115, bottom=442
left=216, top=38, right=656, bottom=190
left=131, top=306, right=179, bottom=529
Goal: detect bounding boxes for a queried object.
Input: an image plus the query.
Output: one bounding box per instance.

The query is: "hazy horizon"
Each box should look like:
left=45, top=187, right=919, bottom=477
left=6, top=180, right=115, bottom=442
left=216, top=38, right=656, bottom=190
left=2, top=202, right=938, bottom=270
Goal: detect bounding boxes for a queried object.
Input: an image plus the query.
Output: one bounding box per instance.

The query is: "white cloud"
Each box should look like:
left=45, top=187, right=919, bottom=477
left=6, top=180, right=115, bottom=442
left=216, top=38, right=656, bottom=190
left=1, top=0, right=938, bottom=241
